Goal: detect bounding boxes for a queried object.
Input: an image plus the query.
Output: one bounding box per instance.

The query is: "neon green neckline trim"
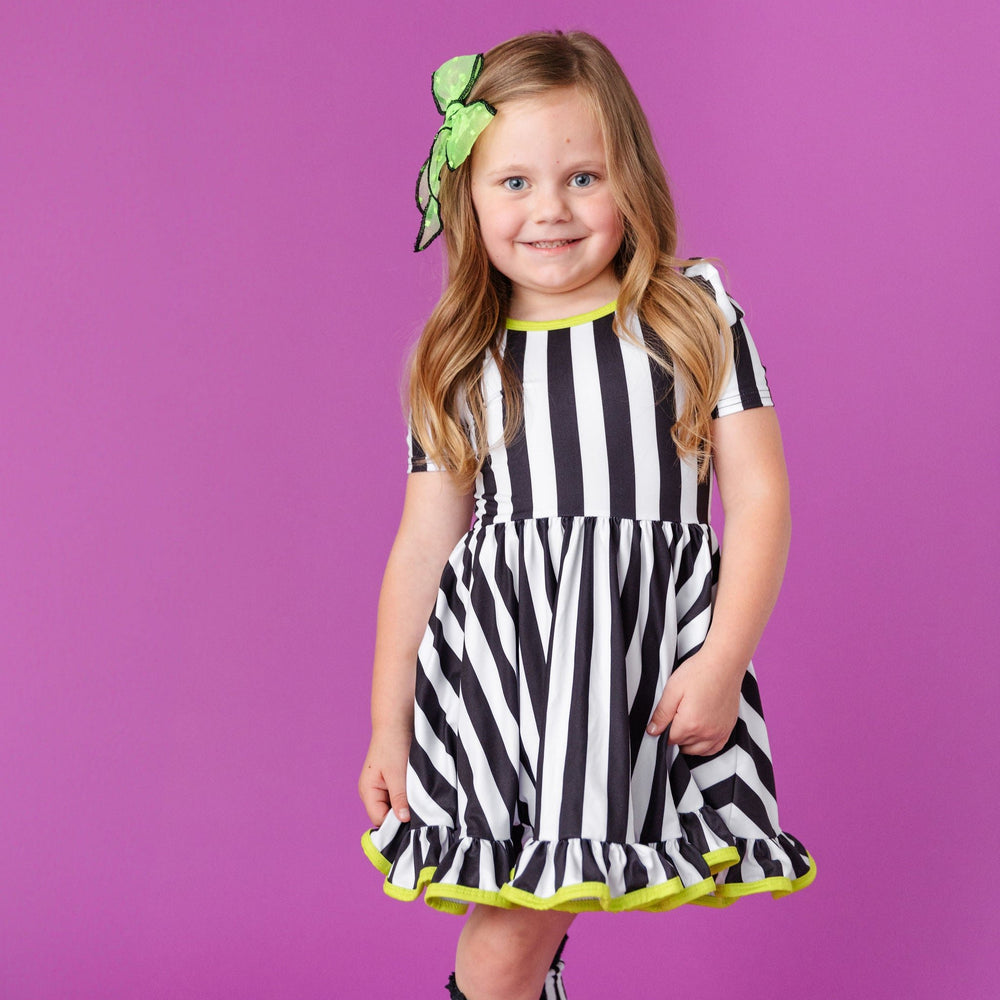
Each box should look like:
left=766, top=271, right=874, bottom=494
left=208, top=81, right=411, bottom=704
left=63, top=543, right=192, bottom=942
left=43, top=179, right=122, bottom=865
left=506, top=300, right=617, bottom=331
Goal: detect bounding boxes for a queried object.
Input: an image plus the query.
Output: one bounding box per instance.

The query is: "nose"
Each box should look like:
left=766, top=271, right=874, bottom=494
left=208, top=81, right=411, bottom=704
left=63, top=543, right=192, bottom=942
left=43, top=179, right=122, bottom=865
left=531, top=183, right=571, bottom=224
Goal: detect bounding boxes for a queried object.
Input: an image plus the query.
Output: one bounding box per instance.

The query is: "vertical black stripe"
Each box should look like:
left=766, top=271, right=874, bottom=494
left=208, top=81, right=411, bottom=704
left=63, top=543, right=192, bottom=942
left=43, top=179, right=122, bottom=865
left=553, top=839, right=568, bottom=890
left=593, top=314, right=637, bottom=518
left=457, top=660, right=519, bottom=836
left=558, top=518, right=595, bottom=837
left=644, top=328, right=682, bottom=522
left=503, top=330, right=534, bottom=520
left=456, top=734, right=492, bottom=837
left=618, top=522, right=642, bottom=642
left=408, top=425, right=429, bottom=471
left=605, top=519, right=631, bottom=840
left=532, top=522, right=574, bottom=825
left=696, top=475, right=711, bottom=523
left=639, top=724, right=672, bottom=842
left=730, top=307, right=763, bottom=409
left=546, top=329, right=585, bottom=514
left=516, top=524, right=551, bottom=740
left=408, top=736, right=454, bottom=818
left=629, top=526, right=675, bottom=770
left=480, top=457, right=498, bottom=525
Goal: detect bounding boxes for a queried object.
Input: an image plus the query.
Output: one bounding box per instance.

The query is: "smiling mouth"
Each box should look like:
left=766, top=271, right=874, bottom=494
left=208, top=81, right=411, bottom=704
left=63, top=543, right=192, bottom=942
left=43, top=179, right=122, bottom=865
left=526, top=238, right=582, bottom=249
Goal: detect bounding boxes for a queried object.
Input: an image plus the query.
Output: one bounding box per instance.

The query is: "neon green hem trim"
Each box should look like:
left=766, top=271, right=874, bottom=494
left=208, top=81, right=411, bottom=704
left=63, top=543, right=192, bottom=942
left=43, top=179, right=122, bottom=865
left=360, top=830, right=391, bottom=875
left=425, top=882, right=516, bottom=911
left=506, top=300, right=617, bottom=330
left=361, top=829, right=817, bottom=915
left=703, top=846, right=741, bottom=873
left=497, top=874, right=722, bottom=913
left=382, top=865, right=439, bottom=902
left=692, top=851, right=819, bottom=907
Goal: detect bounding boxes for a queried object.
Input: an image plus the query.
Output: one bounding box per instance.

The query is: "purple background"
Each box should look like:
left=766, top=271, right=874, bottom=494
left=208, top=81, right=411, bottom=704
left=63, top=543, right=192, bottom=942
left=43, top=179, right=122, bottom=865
left=2, top=2, right=997, bottom=998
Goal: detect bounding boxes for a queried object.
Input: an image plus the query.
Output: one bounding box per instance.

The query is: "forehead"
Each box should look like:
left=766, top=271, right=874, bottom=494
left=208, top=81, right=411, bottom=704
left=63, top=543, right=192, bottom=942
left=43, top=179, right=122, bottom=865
left=471, top=86, right=606, bottom=166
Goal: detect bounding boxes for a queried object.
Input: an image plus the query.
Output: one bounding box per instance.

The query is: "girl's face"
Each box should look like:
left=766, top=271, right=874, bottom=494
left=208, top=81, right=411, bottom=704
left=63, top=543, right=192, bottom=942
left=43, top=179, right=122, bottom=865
left=470, top=86, right=624, bottom=322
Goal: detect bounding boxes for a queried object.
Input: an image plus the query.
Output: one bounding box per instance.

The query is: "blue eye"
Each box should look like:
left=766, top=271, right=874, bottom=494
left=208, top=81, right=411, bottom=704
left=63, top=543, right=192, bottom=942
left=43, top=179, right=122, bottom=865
left=571, top=173, right=595, bottom=188
left=503, top=177, right=526, bottom=191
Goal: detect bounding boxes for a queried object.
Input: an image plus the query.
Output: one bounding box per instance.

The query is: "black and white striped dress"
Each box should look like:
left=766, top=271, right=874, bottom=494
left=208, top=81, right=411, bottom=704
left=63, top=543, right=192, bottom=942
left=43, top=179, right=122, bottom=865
left=362, top=262, right=816, bottom=914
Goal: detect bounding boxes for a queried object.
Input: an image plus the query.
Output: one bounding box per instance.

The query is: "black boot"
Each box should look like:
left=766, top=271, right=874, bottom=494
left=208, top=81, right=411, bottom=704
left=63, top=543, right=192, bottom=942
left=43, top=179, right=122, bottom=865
left=446, top=934, right=569, bottom=999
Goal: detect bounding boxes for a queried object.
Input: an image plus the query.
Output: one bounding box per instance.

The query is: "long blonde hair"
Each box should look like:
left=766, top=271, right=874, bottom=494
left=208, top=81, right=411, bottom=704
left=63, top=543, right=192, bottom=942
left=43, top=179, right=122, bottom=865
left=405, top=30, right=733, bottom=490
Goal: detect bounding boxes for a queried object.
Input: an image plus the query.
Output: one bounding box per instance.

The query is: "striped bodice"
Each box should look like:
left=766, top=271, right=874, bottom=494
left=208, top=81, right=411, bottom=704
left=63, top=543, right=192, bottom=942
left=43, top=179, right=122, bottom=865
left=407, top=262, right=773, bottom=527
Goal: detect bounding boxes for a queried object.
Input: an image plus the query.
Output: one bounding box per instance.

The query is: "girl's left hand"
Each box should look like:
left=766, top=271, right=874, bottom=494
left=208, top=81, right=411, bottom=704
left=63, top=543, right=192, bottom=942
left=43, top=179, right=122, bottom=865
left=645, top=649, right=745, bottom=756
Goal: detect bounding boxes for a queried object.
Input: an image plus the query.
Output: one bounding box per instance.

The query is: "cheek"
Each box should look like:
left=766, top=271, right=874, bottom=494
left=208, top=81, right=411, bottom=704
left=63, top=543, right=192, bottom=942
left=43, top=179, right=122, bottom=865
left=478, top=203, right=519, bottom=249
left=584, top=195, right=624, bottom=244
left=604, top=204, right=626, bottom=242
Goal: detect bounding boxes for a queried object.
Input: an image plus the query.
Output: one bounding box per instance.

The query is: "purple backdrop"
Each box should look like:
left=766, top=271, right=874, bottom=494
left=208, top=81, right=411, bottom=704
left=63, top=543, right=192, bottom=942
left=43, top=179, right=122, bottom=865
left=2, top=2, right=997, bottom=998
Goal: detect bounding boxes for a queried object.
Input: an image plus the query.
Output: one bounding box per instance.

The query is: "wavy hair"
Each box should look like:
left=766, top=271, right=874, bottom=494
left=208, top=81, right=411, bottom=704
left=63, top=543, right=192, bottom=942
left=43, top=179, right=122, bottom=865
left=404, top=30, right=733, bottom=489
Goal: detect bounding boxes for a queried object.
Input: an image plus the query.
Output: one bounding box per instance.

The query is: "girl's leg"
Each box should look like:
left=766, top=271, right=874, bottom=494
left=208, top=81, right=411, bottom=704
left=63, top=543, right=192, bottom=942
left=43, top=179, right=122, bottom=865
left=451, top=904, right=577, bottom=1000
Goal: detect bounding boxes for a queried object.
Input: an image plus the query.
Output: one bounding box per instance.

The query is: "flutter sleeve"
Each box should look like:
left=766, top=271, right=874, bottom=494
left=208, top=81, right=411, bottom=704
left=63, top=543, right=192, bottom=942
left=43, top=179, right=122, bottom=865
left=683, top=261, right=774, bottom=418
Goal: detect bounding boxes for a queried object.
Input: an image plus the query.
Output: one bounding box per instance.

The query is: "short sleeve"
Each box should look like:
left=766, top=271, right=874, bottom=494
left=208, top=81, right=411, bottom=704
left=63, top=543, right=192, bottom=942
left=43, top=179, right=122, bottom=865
left=406, top=408, right=442, bottom=473
left=683, top=261, right=773, bottom=418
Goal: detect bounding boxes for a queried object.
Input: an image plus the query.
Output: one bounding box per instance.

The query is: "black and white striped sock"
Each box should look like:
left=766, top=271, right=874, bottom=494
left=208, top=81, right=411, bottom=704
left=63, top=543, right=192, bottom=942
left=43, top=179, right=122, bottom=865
left=541, top=934, right=569, bottom=1000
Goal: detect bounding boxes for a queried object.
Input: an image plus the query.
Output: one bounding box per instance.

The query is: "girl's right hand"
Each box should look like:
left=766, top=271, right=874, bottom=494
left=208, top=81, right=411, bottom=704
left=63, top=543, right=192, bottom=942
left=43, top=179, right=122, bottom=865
left=358, top=728, right=413, bottom=827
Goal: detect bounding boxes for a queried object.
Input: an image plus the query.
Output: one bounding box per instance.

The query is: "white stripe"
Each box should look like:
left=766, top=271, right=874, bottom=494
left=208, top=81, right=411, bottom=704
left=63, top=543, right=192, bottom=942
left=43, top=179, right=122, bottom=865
left=536, top=525, right=582, bottom=839
left=606, top=843, right=627, bottom=895
left=581, top=520, right=613, bottom=839
left=416, top=641, right=459, bottom=738
left=738, top=669, right=773, bottom=756
left=736, top=314, right=773, bottom=405
left=620, top=520, right=646, bottom=843
left=461, top=544, right=519, bottom=749
left=668, top=378, right=700, bottom=523
left=737, top=840, right=768, bottom=884
left=482, top=343, right=513, bottom=520
left=715, top=314, right=773, bottom=416
left=686, top=733, right=780, bottom=833
left=515, top=526, right=550, bottom=831
left=676, top=603, right=712, bottom=661
left=405, top=753, right=451, bottom=828
left=683, top=261, right=738, bottom=326
left=522, top=331, right=558, bottom=517
left=533, top=844, right=558, bottom=899
left=570, top=321, right=610, bottom=513
left=409, top=700, right=455, bottom=825
left=433, top=591, right=466, bottom=665
left=620, top=323, right=661, bottom=520
left=454, top=695, right=510, bottom=835
left=478, top=839, right=502, bottom=891
left=719, top=801, right=774, bottom=842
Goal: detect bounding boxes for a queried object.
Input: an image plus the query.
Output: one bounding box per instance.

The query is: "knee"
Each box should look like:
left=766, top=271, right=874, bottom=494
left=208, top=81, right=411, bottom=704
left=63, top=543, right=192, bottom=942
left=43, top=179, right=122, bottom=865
left=454, top=910, right=572, bottom=999
left=455, top=931, right=529, bottom=995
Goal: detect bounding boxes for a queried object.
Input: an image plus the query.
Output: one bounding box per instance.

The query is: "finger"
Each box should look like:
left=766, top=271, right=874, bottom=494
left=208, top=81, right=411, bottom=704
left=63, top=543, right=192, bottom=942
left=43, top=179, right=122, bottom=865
left=386, top=768, right=411, bottom=823
left=359, top=777, right=391, bottom=826
left=681, top=737, right=722, bottom=757
left=666, top=721, right=689, bottom=746
left=669, top=713, right=709, bottom=749
left=647, top=682, right=682, bottom=736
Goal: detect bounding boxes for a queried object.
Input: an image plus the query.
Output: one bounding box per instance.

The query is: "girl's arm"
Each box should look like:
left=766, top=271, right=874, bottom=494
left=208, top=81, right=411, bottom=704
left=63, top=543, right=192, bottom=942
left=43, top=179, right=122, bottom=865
left=358, top=470, right=475, bottom=825
left=645, top=405, right=791, bottom=755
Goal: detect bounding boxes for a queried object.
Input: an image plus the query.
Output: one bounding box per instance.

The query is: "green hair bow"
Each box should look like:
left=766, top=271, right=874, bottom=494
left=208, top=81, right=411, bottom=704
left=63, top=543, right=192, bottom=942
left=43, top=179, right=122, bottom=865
left=414, top=53, right=496, bottom=252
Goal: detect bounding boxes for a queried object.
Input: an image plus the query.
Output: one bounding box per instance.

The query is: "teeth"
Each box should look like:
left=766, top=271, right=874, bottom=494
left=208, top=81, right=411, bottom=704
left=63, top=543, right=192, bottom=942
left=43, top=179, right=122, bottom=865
left=531, top=240, right=573, bottom=248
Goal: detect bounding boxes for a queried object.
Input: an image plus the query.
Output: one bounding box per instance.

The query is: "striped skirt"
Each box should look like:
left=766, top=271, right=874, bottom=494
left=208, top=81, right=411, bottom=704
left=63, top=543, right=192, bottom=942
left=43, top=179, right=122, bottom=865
left=361, top=515, right=816, bottom=913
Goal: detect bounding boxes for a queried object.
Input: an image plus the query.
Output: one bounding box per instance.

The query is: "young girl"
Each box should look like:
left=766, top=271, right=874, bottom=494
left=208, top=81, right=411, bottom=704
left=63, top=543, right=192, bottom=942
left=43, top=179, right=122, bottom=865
left=358, top=30, right=816, bottom=1000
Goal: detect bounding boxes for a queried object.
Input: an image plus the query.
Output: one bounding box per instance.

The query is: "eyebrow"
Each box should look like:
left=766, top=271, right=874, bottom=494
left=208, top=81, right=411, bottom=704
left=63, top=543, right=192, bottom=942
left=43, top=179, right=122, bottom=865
left=482, top=160, right=607, bottom=179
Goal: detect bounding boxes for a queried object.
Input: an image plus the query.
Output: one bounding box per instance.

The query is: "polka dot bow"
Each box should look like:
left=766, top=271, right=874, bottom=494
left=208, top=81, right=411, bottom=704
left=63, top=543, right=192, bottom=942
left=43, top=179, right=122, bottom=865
left=414, top=53, right=496, bottom=252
